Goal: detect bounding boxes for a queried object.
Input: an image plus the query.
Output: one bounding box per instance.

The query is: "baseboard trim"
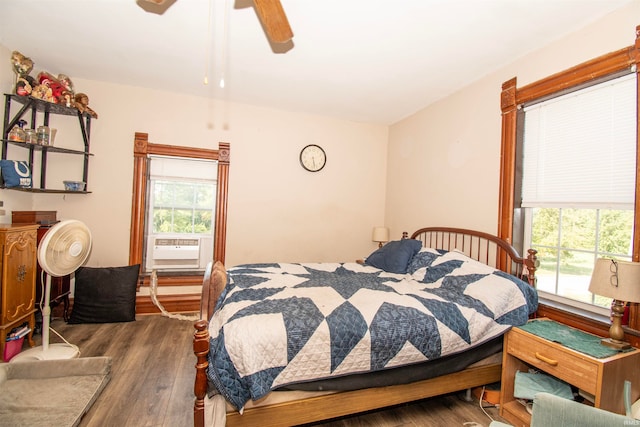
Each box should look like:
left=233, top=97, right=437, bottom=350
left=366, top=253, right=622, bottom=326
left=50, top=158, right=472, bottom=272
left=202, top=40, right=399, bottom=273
left=65, top=294, right=201, bottom=316
left=135, top=294, right=200, bottom=315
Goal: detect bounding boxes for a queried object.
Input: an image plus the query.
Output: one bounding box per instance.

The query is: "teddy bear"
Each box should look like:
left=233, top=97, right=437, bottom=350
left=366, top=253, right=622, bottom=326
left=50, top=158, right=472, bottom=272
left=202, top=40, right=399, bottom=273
left=73, top=93, right=98, bottom=118
left=31, top=79, right=57, bottom=103
left=10, top=51, right=36, bottom=96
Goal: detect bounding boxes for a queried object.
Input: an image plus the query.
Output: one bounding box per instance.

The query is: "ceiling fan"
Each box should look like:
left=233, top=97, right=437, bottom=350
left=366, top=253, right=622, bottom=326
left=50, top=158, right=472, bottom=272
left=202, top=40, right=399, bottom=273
left=139, top=0, right=293, bottom=44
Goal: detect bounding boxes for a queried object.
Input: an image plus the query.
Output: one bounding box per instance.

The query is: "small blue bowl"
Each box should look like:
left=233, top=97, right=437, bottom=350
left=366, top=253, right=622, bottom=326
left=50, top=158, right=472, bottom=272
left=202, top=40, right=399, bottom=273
left=63, top=180, right=86, bottom=191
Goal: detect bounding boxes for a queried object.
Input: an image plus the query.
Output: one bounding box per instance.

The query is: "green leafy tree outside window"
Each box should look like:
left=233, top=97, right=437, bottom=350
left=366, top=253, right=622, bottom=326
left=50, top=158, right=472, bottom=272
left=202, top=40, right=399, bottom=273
left=152, top=180, right=214, bottom=234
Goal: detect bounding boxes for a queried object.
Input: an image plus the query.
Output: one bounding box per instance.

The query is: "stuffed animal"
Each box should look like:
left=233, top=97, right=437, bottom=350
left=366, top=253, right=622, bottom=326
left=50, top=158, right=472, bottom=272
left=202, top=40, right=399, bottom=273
left=56, top=74, right=75, bottom=106
left=31, top=84, right=55, bottom=102
left=73, top=93, right=98, bottom=118
left=57, top=74, right=74, bottom=93
left=15, top=77, right=34, bottom=96
left=35, top=72, right=67, bottom=103
left=10, top=51, right=35, bottom=95
left=10, top=51, right=33, bottom=78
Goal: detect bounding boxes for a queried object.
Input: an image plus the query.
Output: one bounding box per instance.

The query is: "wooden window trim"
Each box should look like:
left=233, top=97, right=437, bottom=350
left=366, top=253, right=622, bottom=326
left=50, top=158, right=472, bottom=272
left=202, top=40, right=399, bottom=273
left=129, top=132, right=230, bottom=280
left=498, top=25, right=640, bottom=338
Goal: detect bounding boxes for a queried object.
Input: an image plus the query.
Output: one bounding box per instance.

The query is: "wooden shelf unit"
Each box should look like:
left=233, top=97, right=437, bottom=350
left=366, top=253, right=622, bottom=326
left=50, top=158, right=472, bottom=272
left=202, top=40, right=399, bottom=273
left=1, top=94, right=94, bottom=193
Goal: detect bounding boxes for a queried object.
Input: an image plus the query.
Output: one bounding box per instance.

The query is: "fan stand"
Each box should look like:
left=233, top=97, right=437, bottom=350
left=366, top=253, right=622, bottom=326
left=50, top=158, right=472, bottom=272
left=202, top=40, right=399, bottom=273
left=11, top=219, right=90, bottom=363
left=11, top=274, right=79, bottom=361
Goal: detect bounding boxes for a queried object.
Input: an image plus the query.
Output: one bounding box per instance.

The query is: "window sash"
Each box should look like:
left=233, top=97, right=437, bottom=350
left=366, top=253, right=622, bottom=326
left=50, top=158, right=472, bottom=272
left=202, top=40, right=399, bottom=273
left=147, top=157, right=217, bottom=236
left=149, top=179, right=215, bottom=235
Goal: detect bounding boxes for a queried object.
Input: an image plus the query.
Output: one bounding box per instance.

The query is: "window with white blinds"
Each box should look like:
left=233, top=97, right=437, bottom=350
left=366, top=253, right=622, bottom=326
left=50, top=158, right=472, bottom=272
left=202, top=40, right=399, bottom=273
left=522, top=73, right=637, bottom=209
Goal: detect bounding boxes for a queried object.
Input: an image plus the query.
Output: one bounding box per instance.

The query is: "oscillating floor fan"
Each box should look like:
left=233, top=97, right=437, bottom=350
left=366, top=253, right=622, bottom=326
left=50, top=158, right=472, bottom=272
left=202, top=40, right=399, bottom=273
left=12, top=219, right=92, bottom=361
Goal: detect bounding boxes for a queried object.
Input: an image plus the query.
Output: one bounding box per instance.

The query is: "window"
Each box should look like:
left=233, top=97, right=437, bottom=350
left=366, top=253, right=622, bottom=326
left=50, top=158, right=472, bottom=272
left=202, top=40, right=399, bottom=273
left=499, top=31, right=640, bottom=330
left=144, top=155, right=217, bottom=273
left=129, top=132, right=230, bottom=283
left=520, top=74, right=637, bottom=313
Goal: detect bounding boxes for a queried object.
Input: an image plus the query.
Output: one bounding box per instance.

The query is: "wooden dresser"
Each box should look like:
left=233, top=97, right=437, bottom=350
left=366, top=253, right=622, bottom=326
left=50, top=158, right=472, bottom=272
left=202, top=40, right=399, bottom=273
left=0, top=224, right=38, bottom=358
left=12, top=211, right=71, bottom=322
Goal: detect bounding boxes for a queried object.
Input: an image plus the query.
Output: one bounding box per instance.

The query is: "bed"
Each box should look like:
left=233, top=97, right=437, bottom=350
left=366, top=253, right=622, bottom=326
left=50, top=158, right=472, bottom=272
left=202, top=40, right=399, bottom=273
left=193, top=227, right=539, bottom=427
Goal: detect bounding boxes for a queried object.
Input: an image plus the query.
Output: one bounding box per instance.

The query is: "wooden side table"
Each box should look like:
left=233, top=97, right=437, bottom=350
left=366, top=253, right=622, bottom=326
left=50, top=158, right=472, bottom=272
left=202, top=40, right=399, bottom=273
left=500, top=319, right=640, bottom=426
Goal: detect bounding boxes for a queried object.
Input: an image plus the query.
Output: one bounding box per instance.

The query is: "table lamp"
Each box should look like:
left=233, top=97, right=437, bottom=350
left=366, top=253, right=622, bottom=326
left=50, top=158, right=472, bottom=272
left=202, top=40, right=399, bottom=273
left=372, top=227, right=389, bottom=248
left=588, top=258, right=640, bottom=350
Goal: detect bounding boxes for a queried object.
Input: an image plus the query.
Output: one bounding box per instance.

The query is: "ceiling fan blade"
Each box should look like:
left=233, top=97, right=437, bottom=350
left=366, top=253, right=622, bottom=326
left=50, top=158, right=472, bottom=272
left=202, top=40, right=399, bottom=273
left=137, top=0, right=176, bottom=14
left=253, top=0, right=293, bottom=44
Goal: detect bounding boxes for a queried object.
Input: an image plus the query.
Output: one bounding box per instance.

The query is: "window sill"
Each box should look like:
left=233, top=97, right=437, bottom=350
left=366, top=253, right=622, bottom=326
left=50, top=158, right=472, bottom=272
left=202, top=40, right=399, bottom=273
left=538, top=295, right=609, bottom=325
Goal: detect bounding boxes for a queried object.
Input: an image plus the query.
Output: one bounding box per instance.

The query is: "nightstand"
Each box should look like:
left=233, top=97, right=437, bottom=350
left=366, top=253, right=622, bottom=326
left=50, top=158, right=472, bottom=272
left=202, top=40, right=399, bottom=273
left=500, top=319, right=640, bottom=427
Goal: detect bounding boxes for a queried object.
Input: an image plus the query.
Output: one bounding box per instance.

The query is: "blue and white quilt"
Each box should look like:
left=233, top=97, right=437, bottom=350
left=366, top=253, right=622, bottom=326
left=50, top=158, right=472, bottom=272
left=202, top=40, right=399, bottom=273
left=207, top=249, right=538, bottom=410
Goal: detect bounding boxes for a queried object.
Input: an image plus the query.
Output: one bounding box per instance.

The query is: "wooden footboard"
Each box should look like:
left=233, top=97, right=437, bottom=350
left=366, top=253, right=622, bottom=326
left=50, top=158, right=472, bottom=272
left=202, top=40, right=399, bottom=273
left=194, top=260, right=215, bottom=427
left=193, top=320, right=209, bottom=427
left=193, top=227, right=537, bottom=427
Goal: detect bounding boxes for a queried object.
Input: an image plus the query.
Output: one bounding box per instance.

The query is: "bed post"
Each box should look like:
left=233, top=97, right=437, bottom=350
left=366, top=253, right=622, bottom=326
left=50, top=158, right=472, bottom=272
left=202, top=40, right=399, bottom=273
left=194, top=319, right=209, bottom=427
left=524, top=249, right=538, bottom=287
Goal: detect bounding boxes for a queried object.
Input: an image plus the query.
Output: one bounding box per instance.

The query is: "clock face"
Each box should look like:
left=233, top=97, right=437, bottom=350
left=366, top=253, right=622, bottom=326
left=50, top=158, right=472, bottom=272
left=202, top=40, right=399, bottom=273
left=299, top=144, right=326, bottom=172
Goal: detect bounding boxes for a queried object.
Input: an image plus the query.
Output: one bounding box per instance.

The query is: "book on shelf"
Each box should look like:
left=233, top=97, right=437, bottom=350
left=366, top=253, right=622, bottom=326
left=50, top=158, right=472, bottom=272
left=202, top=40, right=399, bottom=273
left=6, top=324, right=31, bottom=341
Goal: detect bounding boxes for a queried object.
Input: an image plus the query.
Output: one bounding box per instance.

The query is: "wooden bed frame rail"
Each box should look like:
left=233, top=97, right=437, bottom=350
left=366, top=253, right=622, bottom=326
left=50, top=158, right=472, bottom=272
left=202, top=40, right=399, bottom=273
left=193, top=227, right=538, bottom=427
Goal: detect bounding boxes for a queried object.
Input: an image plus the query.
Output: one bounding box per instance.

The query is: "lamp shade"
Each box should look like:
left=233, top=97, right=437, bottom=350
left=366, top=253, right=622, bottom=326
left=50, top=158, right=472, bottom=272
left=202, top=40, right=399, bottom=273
left=372, top=226, right=389, bottom=243
left=589, top=258, right=640, bottom=303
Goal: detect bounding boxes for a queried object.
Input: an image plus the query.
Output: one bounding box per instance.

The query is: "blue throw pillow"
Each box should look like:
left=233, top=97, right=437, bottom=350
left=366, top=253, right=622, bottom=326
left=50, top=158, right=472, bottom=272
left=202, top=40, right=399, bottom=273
left=365, top=239, right=422, bottom=274
left=0, top=160, right=31, bottom=188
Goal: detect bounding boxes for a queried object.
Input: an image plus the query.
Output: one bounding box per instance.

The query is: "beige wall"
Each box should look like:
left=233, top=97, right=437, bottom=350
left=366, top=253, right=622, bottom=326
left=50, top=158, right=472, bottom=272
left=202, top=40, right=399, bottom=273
left=385, top=3, right=640, bottom=240
left=0, top=60, right=388, bottom=267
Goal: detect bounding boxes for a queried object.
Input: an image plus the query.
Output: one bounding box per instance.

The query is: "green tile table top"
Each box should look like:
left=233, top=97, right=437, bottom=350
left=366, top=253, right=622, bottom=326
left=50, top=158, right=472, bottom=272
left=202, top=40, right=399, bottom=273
left=517, top=319, right=633, bottom=359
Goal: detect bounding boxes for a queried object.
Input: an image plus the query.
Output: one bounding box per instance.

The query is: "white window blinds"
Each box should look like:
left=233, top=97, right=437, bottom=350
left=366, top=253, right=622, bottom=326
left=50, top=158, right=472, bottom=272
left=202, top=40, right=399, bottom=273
left=149, top=155, right=217, bottom=181
left=522, top=73, right=637, bottom=209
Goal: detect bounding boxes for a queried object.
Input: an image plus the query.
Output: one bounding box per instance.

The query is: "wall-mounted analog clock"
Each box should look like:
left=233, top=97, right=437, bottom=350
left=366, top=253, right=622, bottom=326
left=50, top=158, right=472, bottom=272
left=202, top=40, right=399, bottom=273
left=299, top=144, right=326, bottom=172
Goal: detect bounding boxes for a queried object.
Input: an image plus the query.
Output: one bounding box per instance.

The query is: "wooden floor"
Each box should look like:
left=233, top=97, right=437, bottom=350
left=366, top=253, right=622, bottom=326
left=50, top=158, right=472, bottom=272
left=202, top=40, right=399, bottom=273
left=34, top=315, right=507, bottom=427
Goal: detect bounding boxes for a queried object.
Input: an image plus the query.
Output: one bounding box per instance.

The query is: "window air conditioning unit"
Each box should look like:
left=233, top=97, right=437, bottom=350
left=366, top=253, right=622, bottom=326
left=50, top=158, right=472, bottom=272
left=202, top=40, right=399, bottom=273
left=149, top=237, right=201, bottom=270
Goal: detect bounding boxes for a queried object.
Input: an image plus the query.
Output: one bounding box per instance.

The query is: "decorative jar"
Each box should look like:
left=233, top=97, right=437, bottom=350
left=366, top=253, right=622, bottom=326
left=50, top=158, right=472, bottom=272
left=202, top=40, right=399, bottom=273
left=24, top=129, right=37, bottom=144
left=36, top=125, right=50, bottom=145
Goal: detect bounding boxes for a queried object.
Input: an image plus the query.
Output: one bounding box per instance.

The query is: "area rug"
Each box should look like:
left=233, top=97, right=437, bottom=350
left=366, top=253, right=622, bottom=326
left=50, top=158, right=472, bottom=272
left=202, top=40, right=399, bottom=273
left=0, top=356, right=111, bottom=427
